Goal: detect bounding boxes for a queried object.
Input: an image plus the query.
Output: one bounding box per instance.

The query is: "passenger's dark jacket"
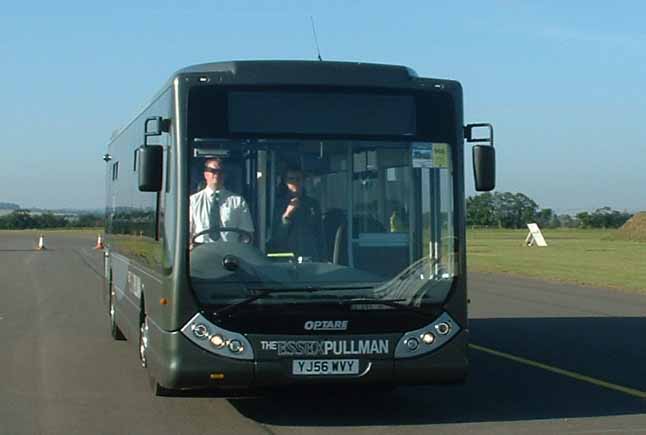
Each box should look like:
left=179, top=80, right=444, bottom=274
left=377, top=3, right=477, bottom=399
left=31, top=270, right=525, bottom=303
left=271, top=193, right=324, bottom=261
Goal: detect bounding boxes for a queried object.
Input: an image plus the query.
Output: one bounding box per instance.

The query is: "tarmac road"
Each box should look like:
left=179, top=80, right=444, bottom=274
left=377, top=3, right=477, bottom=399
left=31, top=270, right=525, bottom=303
left=1, top=231, right=645, bottom=435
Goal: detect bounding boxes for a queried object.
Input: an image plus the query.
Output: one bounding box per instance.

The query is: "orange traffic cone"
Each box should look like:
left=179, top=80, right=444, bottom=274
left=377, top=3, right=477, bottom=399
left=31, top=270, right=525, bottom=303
left=37, top=234, right=46, bottom=250
left=94, top=234, right=104, bottom=250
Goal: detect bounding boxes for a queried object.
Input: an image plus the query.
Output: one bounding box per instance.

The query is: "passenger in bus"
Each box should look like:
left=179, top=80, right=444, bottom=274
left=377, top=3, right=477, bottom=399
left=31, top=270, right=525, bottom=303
left=189, top=158, right=254, bottom=244
left=271, top=167, right=324, bottom=260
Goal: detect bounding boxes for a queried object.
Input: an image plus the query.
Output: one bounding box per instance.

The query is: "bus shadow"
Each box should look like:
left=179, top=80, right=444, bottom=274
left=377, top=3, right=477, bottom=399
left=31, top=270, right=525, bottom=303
left=228, top=317, right=646, bottom=426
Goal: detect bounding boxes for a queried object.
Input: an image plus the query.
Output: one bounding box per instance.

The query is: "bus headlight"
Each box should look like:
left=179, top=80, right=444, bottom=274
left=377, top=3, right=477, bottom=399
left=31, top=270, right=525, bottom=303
left=395, top=312, right=460, bottom=359
left=405, top=337, right=420, bottom=351
left=421, top=331, right=435, bottom=345
left=435, top=322, right=451, bottom=335
left=181, top=313, right=254, bottom=360
left=192, top=324, right=210, bottom=339
left=209, top=334, right=226, bottom=349
left=228, top=339, right=244, bottom=353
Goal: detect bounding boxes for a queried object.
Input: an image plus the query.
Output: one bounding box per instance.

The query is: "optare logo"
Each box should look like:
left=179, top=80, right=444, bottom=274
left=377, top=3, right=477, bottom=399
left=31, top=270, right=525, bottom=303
left=304, top=320, right=349, bottom=331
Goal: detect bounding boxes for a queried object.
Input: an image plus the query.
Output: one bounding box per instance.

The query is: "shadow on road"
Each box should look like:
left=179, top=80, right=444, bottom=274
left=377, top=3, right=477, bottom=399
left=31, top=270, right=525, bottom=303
left=227, top=317, right=646, bottom=426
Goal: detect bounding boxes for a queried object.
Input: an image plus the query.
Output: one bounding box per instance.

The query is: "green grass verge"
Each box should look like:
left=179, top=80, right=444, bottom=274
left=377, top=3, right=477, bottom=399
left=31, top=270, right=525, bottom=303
left=468, top=228, right=646, bottom=293
left=111, top=236, right=162, bottom=268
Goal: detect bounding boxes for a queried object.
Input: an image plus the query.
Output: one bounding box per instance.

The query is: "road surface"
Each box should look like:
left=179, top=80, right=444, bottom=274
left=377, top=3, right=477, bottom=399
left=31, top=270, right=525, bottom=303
left=1, top=232, right=644, bottom=434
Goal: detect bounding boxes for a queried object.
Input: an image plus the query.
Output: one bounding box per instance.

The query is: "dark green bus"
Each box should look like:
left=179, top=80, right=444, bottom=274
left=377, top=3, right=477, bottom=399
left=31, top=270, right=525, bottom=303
left=103, top=60, right=495, bottom=395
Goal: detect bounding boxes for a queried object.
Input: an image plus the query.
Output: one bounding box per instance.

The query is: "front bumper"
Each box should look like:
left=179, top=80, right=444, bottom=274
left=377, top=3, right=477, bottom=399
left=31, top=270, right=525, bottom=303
left=146, top=322, right=468, bottom=390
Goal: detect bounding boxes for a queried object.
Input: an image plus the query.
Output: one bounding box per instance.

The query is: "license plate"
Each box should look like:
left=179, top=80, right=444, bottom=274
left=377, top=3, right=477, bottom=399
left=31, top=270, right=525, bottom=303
left=292, top=359, right=360, bottom=375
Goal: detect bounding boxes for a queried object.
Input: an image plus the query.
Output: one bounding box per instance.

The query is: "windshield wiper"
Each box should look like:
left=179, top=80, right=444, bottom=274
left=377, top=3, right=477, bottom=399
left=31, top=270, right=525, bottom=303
left=212, top=287, right=320, bottom=319
left=250, top=284, right=376, bottom=291
left=317, top=284, right=376, bottom=290
left=336, top=298, right=436, bottom=319
left=211, top=287, right=415, bottom=320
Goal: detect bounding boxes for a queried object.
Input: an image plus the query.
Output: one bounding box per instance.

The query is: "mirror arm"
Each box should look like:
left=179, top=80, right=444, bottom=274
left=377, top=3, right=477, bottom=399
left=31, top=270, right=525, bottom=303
left=464, top=123, right=494, bottom=148
left=143, top=116, right=171, bottom=145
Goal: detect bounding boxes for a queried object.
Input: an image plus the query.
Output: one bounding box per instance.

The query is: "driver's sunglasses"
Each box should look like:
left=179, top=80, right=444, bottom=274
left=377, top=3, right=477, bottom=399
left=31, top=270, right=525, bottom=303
left=286, top=175, right=303, bottom=182
left=204, top=167, right=223, bottom=174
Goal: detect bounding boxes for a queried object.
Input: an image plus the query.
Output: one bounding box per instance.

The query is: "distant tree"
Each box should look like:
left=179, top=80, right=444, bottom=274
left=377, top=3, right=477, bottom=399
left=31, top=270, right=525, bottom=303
left=514, top=193, right=539, bottom=228
left=0, top=202, right=20, bottom=210
left=576, top=208, right=632, bottom=228
left=467, top=196, right=632, bottom=230
left=593, top=207, right=631, bottom=228
left=0, top=210, right=36, bottom=229
left=613, top=210, right=632, bottom=228
left=558, top=214, right=578, bottom=228
left=76, top=213, right=104, bottom=228
left=591, top=207, right=612, bottom=228
left=35, top=213, right=68, bottom=228
left=491, top=192, right=538, bottom=228
left=576, top=211, right=591, bottom=228
left=536, top=208, right=561, bottom=228
left=467, top=192, right=539, bottom=229
left=466, top=193, right=496, bottom=227
left=0, top=210, right=104, bottom=229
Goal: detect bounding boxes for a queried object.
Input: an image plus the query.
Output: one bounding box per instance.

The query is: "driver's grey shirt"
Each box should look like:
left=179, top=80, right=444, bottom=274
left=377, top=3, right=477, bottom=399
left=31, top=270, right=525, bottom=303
left=189, top=186, right=254, bottom=243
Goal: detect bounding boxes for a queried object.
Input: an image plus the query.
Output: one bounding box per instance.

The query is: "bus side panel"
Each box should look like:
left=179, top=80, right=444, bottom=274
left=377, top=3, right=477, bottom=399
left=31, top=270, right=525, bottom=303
left=105, top=86, right=178, bottom=343
left=109, top=254, right=137, bottom=341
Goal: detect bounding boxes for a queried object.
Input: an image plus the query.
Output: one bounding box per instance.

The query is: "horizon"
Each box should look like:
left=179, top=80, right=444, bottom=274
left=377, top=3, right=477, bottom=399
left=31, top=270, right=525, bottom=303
left=0, top=199, right=641, bottom=217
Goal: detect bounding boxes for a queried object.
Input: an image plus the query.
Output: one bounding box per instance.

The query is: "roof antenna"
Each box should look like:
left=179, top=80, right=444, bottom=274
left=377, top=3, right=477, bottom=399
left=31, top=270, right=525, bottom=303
left=310, top=16, right=323, bottom=61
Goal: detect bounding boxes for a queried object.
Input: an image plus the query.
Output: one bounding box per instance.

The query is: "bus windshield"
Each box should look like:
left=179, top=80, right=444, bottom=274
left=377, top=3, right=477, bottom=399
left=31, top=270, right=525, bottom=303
left=188, top=139, right=456, bottom=308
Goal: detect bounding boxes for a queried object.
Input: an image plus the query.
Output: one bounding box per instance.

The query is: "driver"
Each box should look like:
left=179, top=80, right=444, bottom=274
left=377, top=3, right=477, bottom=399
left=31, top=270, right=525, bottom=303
left=189, top=158, right=254, bottom=244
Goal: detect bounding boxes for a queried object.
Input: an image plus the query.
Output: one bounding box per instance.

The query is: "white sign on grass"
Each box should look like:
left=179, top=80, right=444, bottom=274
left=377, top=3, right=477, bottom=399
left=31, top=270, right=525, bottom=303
left=525, top=223, right=548, bottom=247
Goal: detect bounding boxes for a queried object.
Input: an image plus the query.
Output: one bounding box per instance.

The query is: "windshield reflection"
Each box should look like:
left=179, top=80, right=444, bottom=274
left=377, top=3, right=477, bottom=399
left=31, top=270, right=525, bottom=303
left=188, top=139, right=456, bottom=308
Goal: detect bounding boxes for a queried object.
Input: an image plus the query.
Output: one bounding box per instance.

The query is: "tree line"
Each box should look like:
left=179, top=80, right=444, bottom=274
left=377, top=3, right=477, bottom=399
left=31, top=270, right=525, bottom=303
left=0, top=196, right=632, bottom=231
left=0, top=202, right=19, bottom=210
left=0, top=210, right=104, bottom=229
left=467, top=192, right=632, bottom=229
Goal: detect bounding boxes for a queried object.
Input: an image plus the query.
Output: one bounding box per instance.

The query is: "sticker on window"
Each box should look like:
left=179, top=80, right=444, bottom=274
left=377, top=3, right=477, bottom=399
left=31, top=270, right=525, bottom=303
left=412, top=143, right=434, bottom=168
left=432, top=143, right=449, bottom=168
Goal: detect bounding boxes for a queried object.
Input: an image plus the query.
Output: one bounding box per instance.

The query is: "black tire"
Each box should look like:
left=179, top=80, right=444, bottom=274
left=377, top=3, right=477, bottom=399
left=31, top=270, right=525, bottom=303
left=109, top=288, right=126, bottom=340
left=149, top=377, right=175, bottom=397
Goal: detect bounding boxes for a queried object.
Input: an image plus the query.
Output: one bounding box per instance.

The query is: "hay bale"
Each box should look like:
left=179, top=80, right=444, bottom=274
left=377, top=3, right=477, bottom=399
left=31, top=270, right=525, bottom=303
left=615, top=212, right=646, bottom=242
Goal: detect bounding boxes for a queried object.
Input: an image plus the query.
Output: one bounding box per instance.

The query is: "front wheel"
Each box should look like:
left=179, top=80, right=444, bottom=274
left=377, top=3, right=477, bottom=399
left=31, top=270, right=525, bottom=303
left=139, top=312, right=176, bottom=396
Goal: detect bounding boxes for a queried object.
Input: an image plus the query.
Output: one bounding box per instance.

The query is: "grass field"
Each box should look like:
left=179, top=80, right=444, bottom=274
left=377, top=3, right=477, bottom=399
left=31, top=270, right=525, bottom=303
left=3, top=227, right=644, bottom=293
left=467, top=228, right=646, bottom=293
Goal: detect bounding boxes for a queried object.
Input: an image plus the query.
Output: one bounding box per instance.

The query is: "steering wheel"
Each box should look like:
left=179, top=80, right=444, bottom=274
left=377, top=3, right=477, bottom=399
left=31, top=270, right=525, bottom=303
left=191, top=227, right=253, bottom=245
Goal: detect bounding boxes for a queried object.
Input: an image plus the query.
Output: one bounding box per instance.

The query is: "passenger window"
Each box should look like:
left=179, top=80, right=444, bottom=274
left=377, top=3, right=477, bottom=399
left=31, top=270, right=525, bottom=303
left=112, top=161, right=119, bottom=181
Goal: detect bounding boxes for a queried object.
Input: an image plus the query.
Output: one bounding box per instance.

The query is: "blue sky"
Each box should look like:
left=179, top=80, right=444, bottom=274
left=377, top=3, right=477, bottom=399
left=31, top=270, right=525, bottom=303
left=1, top=1, right=645, bottom=213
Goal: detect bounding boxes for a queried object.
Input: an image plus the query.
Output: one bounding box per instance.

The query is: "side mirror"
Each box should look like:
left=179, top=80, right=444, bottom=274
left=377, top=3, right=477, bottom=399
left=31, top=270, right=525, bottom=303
left=472, top=145, right=496, bottom=191
left=137, top=145, right=163, bottom=192
left=465, top=123, right=496, bottom=192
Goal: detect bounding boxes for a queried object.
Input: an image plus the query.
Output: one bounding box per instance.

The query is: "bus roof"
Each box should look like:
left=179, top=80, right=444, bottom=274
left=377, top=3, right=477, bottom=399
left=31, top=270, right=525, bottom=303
left=107, top=60, right=460, bottom=146
left=171, top=60, right=418, bottom=87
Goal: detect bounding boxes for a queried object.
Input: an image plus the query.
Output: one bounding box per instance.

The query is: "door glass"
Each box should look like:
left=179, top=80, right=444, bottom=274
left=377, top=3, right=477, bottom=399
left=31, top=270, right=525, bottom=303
left=352, top=147, right=411, bottom=277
